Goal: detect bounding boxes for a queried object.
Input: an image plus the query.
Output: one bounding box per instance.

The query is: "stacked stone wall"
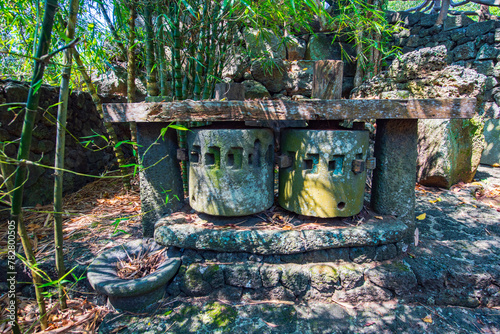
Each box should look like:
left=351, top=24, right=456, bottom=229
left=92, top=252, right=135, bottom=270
left=389, top=11, right=500, bottom=118
left=0, top=80, right=129, bottom=206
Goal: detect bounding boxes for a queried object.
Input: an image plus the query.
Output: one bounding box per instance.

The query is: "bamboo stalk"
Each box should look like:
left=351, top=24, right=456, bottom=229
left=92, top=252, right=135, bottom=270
left=53, top=0, right=79, bottom=311
left=10, top=0, right=58, bottom=331
left=144, top=4, right=159, bottom=97
left=127, top=1, right=138, bottom=175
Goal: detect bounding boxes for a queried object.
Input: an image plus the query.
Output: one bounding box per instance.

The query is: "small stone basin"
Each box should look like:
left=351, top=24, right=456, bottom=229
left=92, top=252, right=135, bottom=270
left=87, top=239, right=180, bottom=312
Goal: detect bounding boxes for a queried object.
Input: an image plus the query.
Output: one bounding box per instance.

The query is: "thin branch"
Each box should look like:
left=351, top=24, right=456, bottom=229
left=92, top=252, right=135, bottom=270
left=39, top=37, right=80, bottom=63
left=404, top=0, right=432, bottom=12
left=450, top=0, right=470, bottom=6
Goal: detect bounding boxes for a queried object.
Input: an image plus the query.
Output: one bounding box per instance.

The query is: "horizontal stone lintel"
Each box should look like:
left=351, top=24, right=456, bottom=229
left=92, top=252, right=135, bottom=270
left=103, top=98, right=477, bottom=123
left=154, top=217, right=411, bottom=255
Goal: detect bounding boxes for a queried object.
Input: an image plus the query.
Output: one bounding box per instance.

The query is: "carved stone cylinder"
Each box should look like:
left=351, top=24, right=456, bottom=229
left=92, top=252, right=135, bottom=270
left=279, top=129, right=369, bottom=217
left=187, top=128, right=274, bottom=216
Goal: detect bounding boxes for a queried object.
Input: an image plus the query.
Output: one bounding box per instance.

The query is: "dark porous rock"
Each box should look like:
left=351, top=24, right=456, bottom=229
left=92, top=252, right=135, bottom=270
left=349, top=246, right=376, bottom=264
left=180, top=263, right=224, bottom=296
left=244, top=27, right=286, bottom=59
left=281, top=253, right=304, bottom=264
left=444, top=14, right=475, bottom=31
left=417, top=118, right=485, bottom=188
left=476, top=44, right=500, bottom=60
left=453, top=41, right=477, bottom=61
left=309, top=265, right=340, bottom=293
left=337, top=265, right=365, bottom=290
left=181, top=249, right=203, bottom=264
left=487, top=292, right=500, bottom=308
left=217, top=252, right=248, bottom=263
left=472, top=60, right=495, bottom=76
left=281, top=264, right=311, bottom=297
left=302, top=249, right=329, bottom=263
left=242, top=80, right=271, bottom=99
left=374, top=243, right=398, bottom=261
left=250, top=59, right=287, bottom=93
left=260, top=265, right=282, bottom=288
left=419, top=14, right=439, bottom=27
left=216, top=286, right=243, bottom=301
left=284, top=60, right=315, bottom=97
left=466, top=20, right=496, bottom=38
left=365, top=261, right=417, bottom=296
left=389, top=45, right=448, bottom=82
left=405, top=257, right=447, bottom=291
left=224, top=264, right=263, bottom=289
left=435, top=289, right=480, bottom=308
left=326, top=247, right=350, bottom=262
left=334, top=282, right=393, bottom=303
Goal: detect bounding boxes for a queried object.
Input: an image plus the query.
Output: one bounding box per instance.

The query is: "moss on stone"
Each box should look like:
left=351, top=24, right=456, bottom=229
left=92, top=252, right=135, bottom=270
left=203, top=301, right=237, bottom=328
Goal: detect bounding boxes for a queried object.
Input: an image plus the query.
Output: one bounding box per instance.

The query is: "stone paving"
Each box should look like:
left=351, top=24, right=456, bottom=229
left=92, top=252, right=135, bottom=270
left=98, top=165, right=500, bottom=333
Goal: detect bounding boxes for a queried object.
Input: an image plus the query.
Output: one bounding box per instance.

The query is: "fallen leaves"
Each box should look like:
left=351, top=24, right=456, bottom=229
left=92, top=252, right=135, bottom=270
left=416, top=213, right=426, bottom=220
left=117, top=247, right=166, bottom=280
left=422, top=314, right=433, bottom=323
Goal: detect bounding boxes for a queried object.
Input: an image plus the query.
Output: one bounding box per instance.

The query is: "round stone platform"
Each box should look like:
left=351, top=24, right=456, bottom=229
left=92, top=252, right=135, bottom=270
left=154, top=209, right=412, bottom=255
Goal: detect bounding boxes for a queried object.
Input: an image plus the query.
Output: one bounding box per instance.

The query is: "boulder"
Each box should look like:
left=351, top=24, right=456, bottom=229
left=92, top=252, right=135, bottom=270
left=283, top=60, right=315, bottom=97
left=244, top=28, right=286, bottom=59
left=481, top=119, right=500, bottom=166
left=222, top=52, right=250, bottom=82
left=418, top=118, right=485, bottom=188
left=352, top=46, right=487, bottom=188
left=250, top=59, right=287, bottom=93
left=286, top=36, right=307, bottom=61
left=242, top=80, right=271, bottom=99
left=305, top=33, right=356, bottom=76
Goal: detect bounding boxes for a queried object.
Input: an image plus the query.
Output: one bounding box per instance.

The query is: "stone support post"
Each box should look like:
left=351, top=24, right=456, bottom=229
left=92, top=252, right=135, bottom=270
left=137, top=122, right=184, bottom=237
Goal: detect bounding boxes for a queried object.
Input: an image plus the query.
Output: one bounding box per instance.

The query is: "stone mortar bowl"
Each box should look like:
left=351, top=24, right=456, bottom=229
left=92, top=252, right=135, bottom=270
left=87, top=239, right=180, bottom=312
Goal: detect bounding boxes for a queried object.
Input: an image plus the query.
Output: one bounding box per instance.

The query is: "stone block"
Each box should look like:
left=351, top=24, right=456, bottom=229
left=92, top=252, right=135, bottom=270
left=250, top=59, right=288, bottom=93
left=286, top=36, right=307, bottom=61
left=420, top=14, right=439, bottom=28
left=281, top=265, right=311, bottom=296
left=444, top=14, right=475, bottom=31
left=349, top=246, right=376, bottom=264
left=472, top=60, right=495, bottom=76
left=310, top=265, right=339, bottom=292
left=243, top=80, right=271, bottom=99
left=365, top=261, right=417, bottom=296
left=224, top=264, right=263, bottom=289
left=284, top=60, right=315, bottom=97
left=180, top=263, right=224, bottom=296
left=481, top=119, right=500, bottom=166
left=260, top=265, right=282, bottom=288
left=374, top=244, right=398, bottom=261
left=334, top=282, right=392, bottom=303
left=476, top=44, right=500, bottom=60
left=417, top=119, right=484, bottom=188
left=466, top=20, right=496, bottom=38
left=244, top=27, right=286, bottom=59
left=453, top=41, right=477, bottom=61
left=371, top=119, right=417, bottom=220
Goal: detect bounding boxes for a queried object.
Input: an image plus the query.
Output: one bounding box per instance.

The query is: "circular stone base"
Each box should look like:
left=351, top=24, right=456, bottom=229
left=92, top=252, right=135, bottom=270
left=87, top=239, right=181, bottom=312
left=154, top=211, right=412, bottom=255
